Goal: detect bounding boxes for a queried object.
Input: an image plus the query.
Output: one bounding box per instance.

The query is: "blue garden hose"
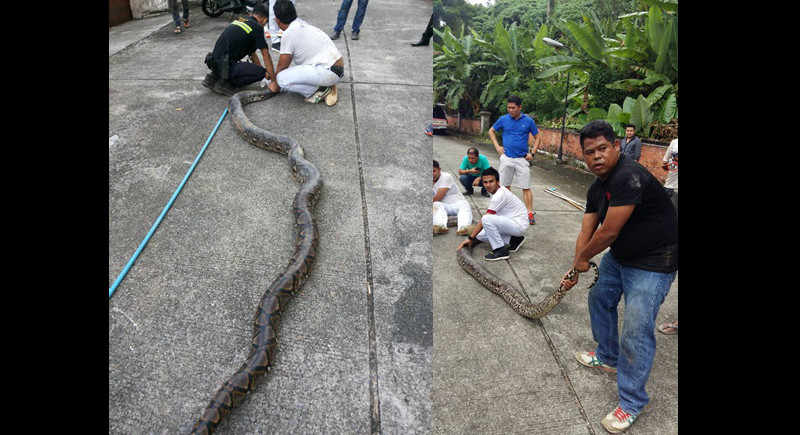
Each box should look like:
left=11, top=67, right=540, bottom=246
left=109, top=108, right=228, bottom=299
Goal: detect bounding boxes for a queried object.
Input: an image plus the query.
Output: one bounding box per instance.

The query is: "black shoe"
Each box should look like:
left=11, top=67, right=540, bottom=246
left=481, top=190, right=490, bottom=197
left=411, top=39, right=430, bottom=47
left=212, top=79, right=236, bottom=96
left=202, top=73, right=218, bottom=90
left=464, top=190, right=474, bottom=196
left=509, top=236, right=525, bottom=252
left=351, top=31, right=359, bottom=40
left=484, top=246, right=510, bottom=261
left=330, top=30, right=341, bottom=40
left=271, top=42, right=281, bottom=53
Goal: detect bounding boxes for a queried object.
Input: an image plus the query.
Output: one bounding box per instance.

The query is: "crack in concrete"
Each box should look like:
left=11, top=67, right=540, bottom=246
left=344, top=32, right=382, bottom=435
left=460, top=169, right=596, bottom=435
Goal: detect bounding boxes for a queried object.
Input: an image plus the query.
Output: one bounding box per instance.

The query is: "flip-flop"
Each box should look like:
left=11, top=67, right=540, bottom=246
left=658, top=322, right=678, bottom=335
left=174, top=26, right=182, bottom=34
left=183, top=18, right=190, bottom=28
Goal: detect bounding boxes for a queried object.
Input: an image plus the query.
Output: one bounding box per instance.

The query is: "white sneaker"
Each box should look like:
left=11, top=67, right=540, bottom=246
left=304, top=86, right=332, bottom=104
left=600, top=406, right=638, bottom=433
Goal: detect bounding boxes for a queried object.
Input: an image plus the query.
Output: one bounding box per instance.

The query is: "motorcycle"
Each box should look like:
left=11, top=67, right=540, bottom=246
left=201, top=0, right=268, bottom=18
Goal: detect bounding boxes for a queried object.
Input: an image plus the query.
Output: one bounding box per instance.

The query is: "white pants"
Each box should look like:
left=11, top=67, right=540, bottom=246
left=433, top=200, right=472, bottom=229
left=276, top=64, right=341, bottom=98
left=499, top=154, right=531, bottom=189
left=476, top=214, right=527, bottom=249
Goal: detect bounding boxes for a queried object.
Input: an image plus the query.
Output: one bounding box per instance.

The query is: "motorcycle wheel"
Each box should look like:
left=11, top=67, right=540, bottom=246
left=201, top=0, right=225, bottom=17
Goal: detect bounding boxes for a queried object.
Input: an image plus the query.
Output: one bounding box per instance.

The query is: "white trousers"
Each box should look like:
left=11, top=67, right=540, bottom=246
left=276, top=64, right=341, bottom=98
left=433, top=200, right=472, bottom=229
left=476, top=214, right=527, bottom=249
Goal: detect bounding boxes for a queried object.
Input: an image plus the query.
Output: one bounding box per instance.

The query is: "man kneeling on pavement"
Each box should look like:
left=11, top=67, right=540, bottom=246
left=203, top=4, right=276, bottom=96
left=457, top=167, right=528, bottom=261
left=433, top=160, right=474, bottom=236
left=203, top=1, right=343, bottom=106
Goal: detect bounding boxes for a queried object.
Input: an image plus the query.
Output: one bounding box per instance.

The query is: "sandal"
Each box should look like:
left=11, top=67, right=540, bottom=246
left=183, top=18, right=190, bottom=28
left=174, top=26, right=182, bottom=34
left=657, top=322, right=678, bottom=335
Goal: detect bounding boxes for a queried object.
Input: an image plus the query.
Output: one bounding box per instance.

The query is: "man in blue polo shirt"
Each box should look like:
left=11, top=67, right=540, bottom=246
left=488, top=95, right=541, bottom=225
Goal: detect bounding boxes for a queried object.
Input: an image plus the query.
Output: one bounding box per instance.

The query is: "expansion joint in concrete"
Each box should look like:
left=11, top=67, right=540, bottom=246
left=344, top=33, right=382, bottom=435
left=512, top=274, right=597, bottom=435
left=465, top=188, right=596, bottom=435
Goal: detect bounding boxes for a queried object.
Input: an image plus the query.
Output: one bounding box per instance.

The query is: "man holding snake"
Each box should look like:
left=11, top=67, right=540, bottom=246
left=561, top=120, right=678, bottom=433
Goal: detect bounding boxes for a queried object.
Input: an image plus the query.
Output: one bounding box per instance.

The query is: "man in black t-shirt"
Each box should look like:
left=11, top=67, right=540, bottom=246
left=202, top=4, right=276, bottom=96
left=561, top=120, right=677, bottom=434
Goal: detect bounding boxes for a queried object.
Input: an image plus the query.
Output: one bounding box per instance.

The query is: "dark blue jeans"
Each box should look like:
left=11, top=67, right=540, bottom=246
left=588, top=252, right=676, bottom=415
left=169, top=0, right=189, bottom=27
left=228, top=62, right=267, bottom=87
left=333, top=0, right=369, bottom=33
left=459, top=173, right=486, bottom=195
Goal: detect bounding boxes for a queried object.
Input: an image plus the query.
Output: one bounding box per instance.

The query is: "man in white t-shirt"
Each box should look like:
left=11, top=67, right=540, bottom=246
left=268, top=0, right=345, bottom=106
left=661, top=138, right=678, bottom=215
left=433, top=160, right=474, bottom=236
left=457, top=167, right=528, bottom=261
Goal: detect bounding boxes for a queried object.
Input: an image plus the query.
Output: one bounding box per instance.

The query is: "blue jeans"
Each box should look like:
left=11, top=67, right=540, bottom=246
left=588, top=252, right=676, bottom=415
left=459, top=173, right=486, bottom=195
left=333, top=0, right=369, bottom=33
left=169, top=0, right=189, bottom=27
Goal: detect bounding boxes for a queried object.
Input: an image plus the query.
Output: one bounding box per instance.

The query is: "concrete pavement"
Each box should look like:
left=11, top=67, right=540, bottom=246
left=109, top=1, right=434, bottom=433
left=432, top=132, right=678, bottom=435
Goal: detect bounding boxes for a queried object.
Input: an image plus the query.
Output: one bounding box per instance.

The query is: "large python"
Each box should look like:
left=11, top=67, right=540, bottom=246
left=191, top=89, right=322, bottom=434
left=448, top=216, right=598, bottom=319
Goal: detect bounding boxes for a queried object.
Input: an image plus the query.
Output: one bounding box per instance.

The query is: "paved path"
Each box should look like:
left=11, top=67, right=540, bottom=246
left=109, top=2, right=433, bottom=433
left=432, top=133, right=678, bottom=435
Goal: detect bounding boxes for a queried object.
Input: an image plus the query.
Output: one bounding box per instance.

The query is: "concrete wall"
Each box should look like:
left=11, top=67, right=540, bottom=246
left=128, top=0, right=200, bottom=19
left=445, top=115, right=481, bottom=134
left=538, top=128, right=671, bottom=184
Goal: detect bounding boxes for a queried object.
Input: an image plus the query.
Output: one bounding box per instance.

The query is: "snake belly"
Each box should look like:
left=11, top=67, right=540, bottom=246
left=191, top=89, right=322, bottom=434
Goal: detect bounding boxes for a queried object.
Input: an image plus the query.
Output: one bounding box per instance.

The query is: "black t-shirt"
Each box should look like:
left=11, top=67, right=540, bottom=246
left=585, top=154, right=678, bottom=273
left=211, top=16, right=269, bottom=64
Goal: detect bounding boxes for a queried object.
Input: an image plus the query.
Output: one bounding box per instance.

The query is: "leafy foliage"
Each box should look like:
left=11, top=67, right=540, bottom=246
left=432, top=0, right=678, bottom=141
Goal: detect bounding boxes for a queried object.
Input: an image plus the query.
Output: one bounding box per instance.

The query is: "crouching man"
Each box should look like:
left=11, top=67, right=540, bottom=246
left=457, top=167, right=528, bottom=260
left=433, top=160, right=474, bottom=236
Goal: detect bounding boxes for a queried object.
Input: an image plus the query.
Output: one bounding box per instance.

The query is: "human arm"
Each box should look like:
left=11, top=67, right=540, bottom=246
left=457, top=157, right=478, bottom=175
left=632, top=138, right=642, bottom=161
left=525, top=132, right=540, bottom=161
left=259, top=48, right=276, bottom=81
left=457, top=219, right=484, bottom=251
left=432, top=187, right=449, bottom=203
left=249, top=52, right=262, bottom=67
left=488, top=127, right=504, bottom=155
left=268, top=53, right=293, bottom=93
left=561, top=206, right=635, bottom=290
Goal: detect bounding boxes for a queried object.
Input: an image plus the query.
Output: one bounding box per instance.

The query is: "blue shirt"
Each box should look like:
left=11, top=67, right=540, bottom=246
left=492, top=113, right=539, bottom=158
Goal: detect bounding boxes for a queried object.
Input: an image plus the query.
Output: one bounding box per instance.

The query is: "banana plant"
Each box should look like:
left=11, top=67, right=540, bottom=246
left=433, top=25, right=491, bottom=116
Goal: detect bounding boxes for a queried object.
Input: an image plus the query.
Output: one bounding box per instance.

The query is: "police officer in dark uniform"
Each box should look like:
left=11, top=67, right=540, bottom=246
left=202, top=4, right=277, bottom=96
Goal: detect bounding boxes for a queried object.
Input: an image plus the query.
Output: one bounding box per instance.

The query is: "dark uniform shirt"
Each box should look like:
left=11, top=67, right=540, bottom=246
left=585, top=154, right=678, bottom=273
left=211, top=16, right=269, bottom=66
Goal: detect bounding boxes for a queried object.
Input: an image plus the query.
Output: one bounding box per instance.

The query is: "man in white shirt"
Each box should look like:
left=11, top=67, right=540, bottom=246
left=268, top=0, right=345, bottom=106
left=433, top=160, right=474, bottom=236
left=661, top=138, right=678, bottom=215
left=457, top=167, right=528, bottom=261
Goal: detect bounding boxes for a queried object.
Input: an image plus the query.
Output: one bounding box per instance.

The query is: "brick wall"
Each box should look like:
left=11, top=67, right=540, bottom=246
left=538, top=128, right=672, bottom=184
left=445, top=115, right=482, bottom=134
